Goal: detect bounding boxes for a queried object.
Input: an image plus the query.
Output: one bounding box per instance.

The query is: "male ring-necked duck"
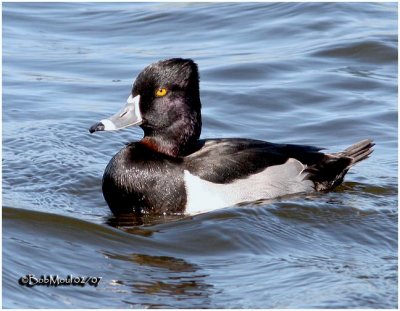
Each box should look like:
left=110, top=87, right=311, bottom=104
left=89, top=58, right=374, bottom=215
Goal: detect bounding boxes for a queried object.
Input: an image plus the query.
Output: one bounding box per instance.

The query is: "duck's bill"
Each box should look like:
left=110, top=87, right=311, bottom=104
left=89, top=95, right=142, bottom=133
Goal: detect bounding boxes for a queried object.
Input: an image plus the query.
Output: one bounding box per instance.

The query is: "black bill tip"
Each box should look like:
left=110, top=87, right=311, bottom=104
left=89, top=122, right=105, bottom=134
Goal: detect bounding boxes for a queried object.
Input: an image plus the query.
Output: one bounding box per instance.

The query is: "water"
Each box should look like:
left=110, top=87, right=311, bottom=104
left=2, top=2, right=397, bottom=308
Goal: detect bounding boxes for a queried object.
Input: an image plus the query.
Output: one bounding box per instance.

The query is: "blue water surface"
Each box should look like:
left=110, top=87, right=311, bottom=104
left=2, top=2, right=397, bottom=308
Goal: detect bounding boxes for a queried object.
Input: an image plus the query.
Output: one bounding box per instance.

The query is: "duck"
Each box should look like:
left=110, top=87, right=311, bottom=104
left=89, top=58, right=374, bottom=216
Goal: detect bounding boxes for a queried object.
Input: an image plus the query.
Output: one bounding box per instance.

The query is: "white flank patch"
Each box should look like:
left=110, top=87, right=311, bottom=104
left=184, top=158, right=314, bottom=215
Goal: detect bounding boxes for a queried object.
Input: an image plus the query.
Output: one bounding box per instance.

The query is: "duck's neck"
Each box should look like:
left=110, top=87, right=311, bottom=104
left=139, top=136, right=183, bottom=157
left=140, top=113, right=201, bottom=158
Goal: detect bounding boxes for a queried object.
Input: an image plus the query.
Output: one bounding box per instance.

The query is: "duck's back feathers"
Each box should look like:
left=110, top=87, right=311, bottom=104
left=184, top=138, right=324, bottom=184
left=182, top=138, right=374, bottom=214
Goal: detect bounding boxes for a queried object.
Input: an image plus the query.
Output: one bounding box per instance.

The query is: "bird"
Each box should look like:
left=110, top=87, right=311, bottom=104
left=89, top=58, right=374, bottom=216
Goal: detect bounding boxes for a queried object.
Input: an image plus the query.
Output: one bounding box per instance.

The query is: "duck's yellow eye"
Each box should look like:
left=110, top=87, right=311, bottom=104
left=155, top=88, right=168, bottom=97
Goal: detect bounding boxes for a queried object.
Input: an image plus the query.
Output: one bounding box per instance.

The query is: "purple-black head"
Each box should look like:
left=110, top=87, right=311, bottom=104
left=90, top=58, right=202, bottom=157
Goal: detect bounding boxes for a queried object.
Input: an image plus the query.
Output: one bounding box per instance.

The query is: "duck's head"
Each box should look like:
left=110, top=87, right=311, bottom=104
left=90, top=58, right=202, bottom=157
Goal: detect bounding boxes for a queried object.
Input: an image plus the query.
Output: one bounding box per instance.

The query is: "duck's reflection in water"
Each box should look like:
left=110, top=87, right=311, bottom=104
left=106, top=212, right=188, bottom=229
left=102, top=252, right=213, bottom=308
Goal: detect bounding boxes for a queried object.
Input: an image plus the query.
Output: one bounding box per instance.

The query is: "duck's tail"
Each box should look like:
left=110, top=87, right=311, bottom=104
left=306, top=139, right=374, bottom=191
left=336, top=139, right=375, bottom=166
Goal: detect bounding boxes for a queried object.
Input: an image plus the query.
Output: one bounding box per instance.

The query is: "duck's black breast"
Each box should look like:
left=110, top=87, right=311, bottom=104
left=102, top=143, right=186, bottom=215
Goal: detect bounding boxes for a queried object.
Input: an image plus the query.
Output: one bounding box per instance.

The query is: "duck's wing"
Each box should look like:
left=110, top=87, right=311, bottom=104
left=183, top=138, right=325, bottom=184
left=184, top=138, right=374, bottom=191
